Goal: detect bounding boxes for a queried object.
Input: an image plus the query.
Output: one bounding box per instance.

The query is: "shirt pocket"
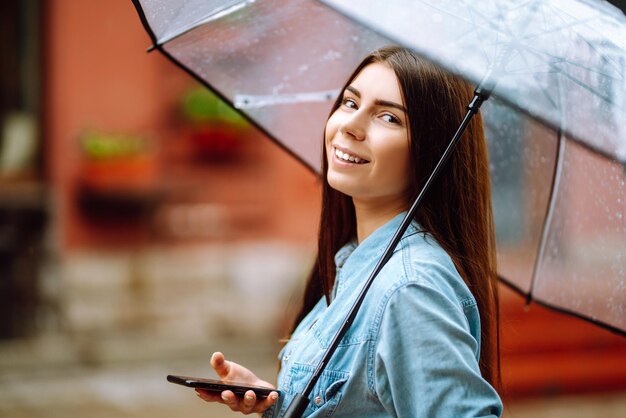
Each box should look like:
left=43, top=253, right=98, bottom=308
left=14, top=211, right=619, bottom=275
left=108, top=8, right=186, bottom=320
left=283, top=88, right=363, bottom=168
left=280, top=362, right=349, bottom=417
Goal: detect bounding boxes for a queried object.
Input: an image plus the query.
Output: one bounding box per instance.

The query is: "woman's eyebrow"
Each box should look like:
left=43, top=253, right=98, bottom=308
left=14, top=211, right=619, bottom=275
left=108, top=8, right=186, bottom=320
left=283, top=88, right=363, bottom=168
left=345, top=85, right=406, bottom=113
left=376, top=99, right=406, bottom=114
left=345, top=85, right=361, bottom=98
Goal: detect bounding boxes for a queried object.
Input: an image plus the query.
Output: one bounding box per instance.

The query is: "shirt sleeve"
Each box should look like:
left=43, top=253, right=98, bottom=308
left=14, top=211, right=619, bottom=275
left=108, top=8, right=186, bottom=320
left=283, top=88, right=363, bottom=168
left=372, top=281, right=502, bottom=418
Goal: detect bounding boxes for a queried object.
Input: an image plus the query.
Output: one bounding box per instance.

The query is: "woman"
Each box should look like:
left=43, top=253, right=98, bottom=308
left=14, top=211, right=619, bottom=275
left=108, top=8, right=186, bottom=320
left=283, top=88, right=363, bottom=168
left=197, top=46, right=503, bottom=417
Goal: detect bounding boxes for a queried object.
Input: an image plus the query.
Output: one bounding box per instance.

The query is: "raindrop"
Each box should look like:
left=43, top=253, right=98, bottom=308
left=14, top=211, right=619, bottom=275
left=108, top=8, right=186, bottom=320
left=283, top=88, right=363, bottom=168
left=272, top=83, right=286, bottom=95
left=322, top=50, right=342, bottom=61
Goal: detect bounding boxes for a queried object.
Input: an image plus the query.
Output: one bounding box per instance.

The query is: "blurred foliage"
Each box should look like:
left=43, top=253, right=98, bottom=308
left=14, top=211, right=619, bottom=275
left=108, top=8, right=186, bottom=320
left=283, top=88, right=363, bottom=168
left=81, top=131, right=149, bottom=160
left=181, top=86, right=248, bottom=128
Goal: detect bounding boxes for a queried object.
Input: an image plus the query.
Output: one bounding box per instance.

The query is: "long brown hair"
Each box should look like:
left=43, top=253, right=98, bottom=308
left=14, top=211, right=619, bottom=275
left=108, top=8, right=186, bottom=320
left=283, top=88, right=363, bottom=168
left=292, top=46, right=500, bottom=387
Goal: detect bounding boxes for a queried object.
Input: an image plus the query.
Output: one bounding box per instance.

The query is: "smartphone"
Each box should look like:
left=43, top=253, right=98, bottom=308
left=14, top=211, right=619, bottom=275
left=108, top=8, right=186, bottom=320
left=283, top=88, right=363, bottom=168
left=167, top=375, right=276, bottom=399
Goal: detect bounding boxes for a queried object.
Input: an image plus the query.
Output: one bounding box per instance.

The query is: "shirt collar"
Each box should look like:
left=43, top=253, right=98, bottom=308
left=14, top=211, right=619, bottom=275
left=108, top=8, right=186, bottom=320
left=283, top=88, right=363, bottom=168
left=334, top=211, right=421, bottom=271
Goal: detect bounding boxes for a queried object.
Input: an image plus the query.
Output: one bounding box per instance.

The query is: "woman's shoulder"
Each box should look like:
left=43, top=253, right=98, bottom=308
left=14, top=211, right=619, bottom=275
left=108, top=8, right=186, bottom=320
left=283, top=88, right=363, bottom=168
left=374, top=230, right=476, bottom=308
left=366, top=230, right=482, bottom=353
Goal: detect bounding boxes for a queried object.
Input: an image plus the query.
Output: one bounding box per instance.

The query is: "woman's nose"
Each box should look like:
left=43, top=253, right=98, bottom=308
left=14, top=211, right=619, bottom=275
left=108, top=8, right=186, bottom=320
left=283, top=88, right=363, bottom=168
left=339, top=111, right=366, bottom=141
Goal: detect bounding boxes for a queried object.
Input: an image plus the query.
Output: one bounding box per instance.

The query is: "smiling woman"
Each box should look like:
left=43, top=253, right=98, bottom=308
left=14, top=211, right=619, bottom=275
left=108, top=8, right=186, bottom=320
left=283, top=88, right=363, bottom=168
left=325, top=62, right=411, bottom=241
left=196, top=46, right=502, bottom=417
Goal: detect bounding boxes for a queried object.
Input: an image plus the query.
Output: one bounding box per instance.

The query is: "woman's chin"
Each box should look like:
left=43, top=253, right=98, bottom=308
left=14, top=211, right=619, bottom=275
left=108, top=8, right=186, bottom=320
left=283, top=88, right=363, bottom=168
left=327, top=175, right=357, bottom=197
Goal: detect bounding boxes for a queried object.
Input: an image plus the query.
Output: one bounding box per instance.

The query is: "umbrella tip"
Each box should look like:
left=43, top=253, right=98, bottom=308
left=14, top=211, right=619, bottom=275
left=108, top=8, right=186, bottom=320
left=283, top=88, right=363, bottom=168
left=523, top=294, right=533, bottom=311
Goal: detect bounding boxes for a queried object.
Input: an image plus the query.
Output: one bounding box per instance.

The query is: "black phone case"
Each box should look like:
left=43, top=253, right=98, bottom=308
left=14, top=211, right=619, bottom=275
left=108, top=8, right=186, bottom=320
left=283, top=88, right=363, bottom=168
left=167, top=375, right=275, bottom=398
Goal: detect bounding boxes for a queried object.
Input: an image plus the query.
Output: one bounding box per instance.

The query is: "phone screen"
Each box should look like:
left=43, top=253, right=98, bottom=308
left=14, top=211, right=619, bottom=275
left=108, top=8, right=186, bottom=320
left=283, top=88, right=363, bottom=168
left=167, top=375, right=276, bottom=398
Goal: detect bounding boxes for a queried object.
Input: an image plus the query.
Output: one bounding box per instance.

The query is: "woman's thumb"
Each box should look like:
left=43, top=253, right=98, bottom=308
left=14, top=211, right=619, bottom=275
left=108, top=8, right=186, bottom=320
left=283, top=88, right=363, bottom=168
left=210, top=352, right=231, bottom=378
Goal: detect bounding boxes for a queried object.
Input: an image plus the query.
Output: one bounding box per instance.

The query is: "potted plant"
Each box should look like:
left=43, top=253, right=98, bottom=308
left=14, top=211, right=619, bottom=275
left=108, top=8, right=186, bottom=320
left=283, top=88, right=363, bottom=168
left=78, top=131, right=160, bottom=221
left=180, top=87, right=250, bottom=162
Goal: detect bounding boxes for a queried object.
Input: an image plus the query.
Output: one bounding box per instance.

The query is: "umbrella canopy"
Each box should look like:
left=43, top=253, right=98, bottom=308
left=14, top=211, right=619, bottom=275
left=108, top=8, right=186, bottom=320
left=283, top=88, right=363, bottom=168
left=131, top=0, right=626, bottom=335
left=323, top=0, right=626, bottom=163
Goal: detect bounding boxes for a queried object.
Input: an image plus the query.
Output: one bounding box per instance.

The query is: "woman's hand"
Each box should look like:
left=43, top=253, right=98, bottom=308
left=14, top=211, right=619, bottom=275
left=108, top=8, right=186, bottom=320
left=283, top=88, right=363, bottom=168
left=195, top=352, right=279, bottom=415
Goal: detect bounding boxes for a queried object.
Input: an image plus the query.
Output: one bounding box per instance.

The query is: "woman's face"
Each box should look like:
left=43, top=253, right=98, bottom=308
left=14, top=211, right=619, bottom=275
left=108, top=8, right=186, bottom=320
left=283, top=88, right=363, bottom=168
left=325, top=62, right=411, bottom=207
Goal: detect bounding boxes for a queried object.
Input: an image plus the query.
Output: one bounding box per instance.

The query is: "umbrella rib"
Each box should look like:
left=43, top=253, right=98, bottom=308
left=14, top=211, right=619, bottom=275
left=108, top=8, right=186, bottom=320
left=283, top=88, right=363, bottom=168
left=411, top=0, right=498, bottom=64
left=518, top=47, right=623, bottom=84
left=525, top=42, right=567, bottom=305
left=574, top=42, right=626, bottom=83
left=503, top=47, right=560, bottom=110
left=416, top=0, right=496, bottom=33
left=544, top=0, right=623, bottom=78
left=557, top=66, right=622, bottom=109
left=504, top=46, right=623, bottom=110
left=557, top=40, right=624, bottom=84
left=157, top=0, right=256, bottom=46
left=233, top=90, right=340, bottom=109
left=499, top=274, right=626, bottom=337
left=526, top=126, right=566, bottom=306
left=145, top=43, right=318, bottom=174
left=541, top=2, right=626, bottom=81
left=474, top=0, right=624, bottom=110
left=463, top=0, right=493, bottom=63
left=515, top=14, right=598, bottom=43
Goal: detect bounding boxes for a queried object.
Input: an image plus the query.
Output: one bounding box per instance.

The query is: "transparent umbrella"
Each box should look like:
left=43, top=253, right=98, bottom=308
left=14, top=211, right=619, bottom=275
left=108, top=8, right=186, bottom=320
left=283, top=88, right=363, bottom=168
left=132, top=0, right=626, bottom=415
left=131, top=0, right=626, bottom=335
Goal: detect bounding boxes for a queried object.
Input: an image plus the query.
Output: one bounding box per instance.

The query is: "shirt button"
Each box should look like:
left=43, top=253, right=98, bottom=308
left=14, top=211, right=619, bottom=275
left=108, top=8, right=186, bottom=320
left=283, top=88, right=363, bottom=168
left=283, top=351, right=291, bottom=362
left=314, top=395, right=323, bottom=406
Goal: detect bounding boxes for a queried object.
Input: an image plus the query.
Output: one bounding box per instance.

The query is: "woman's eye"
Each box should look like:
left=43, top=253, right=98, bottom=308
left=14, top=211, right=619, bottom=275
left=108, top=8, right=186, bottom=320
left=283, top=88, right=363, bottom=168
left=341, top=97, right=357, bottom=109
left=381, top=113, right=400, bottom=124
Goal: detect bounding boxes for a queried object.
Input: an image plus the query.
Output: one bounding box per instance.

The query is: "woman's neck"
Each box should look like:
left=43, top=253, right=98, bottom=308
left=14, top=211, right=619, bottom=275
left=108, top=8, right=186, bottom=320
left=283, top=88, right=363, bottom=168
left=353, top=196, right=408, bottom=243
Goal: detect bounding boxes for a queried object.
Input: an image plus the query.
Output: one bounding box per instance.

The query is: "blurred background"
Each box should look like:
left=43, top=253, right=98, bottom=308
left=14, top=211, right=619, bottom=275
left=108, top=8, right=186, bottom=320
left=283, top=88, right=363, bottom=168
left=0, top=1, right=625, bottom=417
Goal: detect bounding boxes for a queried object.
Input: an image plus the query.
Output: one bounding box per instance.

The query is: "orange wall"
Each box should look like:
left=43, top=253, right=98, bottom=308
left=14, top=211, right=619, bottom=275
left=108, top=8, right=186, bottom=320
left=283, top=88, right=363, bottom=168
left=44, top=1, right=321, bottom=249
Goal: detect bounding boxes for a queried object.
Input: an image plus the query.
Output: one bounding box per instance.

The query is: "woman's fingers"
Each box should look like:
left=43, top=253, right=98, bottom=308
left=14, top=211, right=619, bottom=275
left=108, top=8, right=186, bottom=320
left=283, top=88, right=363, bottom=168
left=220, top=390, right=241, bottom=412
left=195, top=389, right=222, bottom=403
left=195, top=388, right=280, bottom=415
left=233, top=390, right=280, bottom=415
left=200, top=353, right=278, bottom=414
left=239, top=390, right=257, bottom=414
left=216, top=390, right=256, bottom=414
left=259, top=391, right=280, bottom=412
left=210, top=352, right=231, bottom=379
left=196, top=388, right=239, bottom=409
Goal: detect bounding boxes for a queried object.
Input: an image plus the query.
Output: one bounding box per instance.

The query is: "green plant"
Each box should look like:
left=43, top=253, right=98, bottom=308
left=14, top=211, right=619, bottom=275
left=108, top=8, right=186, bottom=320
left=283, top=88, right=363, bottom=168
left=181, top=86, right=248, bottom=128
left=81, top=131, right=148, bottom=160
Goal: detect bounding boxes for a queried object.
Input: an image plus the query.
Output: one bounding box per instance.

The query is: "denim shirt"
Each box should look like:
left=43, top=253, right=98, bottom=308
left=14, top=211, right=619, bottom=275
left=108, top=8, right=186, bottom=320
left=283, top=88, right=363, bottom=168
left=265, top=213, right=502, bottom=417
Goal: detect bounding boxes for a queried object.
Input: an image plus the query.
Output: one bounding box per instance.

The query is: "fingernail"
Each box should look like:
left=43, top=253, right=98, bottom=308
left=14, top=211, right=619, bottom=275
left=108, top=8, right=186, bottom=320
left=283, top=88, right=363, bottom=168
left=270, top=393, right=278, bottom=401
left=221, top=393, right=230, bottom=402
left=245, top=394, right=254, bottom=401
